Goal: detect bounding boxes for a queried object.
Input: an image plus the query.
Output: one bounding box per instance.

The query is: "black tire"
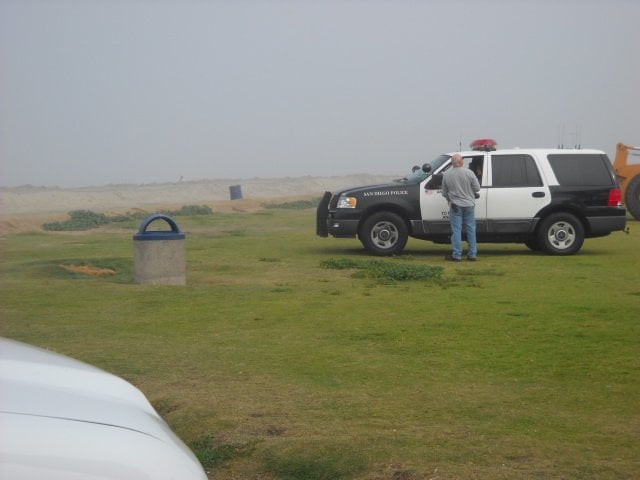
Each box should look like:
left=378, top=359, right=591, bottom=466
left=524, top=237, right=539, bottom=251
left=359, top=212, right=408, bottom=256
left=625, top=174, right=640, bottom=221
left=537, top=213, right=584, bottom=255
left=316, top=191, right=332, bottom=237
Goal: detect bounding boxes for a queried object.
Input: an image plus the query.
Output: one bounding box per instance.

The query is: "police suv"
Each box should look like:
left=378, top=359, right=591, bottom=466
left=316, top=139, right=627, bottom=256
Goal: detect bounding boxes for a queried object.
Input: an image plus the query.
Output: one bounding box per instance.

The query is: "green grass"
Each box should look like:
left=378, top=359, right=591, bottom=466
left=1, top=209, right=639, bottom=479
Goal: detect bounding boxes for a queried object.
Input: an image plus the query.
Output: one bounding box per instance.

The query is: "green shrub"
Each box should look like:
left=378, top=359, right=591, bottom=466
left=168, top=205, right=213, bottom=216
left=321, top=257, right=443, bottom=281
left=264, top=198, right=320, bottom=210
left=43, top=210, right=109, bottom=231
left=365, top=260, right=443, bottom=281
left=319, top=258, right=363, bottom=270
left=42, top=205, right=213, bottom=231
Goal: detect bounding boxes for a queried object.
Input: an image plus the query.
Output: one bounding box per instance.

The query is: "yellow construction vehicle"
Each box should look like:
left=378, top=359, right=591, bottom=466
left=614, top=142, right=640, bottom=220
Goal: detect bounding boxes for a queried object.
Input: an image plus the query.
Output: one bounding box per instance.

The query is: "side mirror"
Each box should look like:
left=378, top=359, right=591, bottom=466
left=422, top=163, right=432, bottom=173
left=426, top=173, right=443, bottom=190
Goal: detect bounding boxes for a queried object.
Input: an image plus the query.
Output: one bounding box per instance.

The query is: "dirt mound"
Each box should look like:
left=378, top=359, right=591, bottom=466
left=0, top=175, right=393, bottom=234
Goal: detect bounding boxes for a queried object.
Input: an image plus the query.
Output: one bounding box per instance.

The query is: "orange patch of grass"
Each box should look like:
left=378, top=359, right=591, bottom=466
left=61, top=264, right=116, bottom=276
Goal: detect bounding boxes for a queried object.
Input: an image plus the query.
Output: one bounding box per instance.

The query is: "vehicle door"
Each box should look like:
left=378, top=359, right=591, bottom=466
left=485, top=153, right=551, bottom=232
left=419, top=154, right=488, bottom=234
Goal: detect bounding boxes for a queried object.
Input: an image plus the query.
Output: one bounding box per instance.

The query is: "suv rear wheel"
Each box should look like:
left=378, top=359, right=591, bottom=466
left=625, top=174, right=640, bottom=220
left=537, top=213, right=584, bottom=255
left=359, top=212, right=408, bottom=256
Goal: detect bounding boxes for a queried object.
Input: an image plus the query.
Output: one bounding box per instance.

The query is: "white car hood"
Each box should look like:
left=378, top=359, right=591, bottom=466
left=0, top=337, right=207, bottom=480
left=0, top=337, right=164, bottom=438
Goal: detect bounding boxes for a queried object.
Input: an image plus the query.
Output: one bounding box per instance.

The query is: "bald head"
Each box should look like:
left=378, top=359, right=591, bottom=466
left=451, top=153, right=464, bottom=167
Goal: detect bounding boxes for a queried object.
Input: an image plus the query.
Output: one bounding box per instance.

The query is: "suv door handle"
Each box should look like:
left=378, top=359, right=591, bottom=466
left=532, top=192, right=545, bottom=198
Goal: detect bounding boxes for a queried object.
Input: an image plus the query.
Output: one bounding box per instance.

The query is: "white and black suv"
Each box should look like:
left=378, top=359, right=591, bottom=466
left=317, top=139, right=627, bottom=256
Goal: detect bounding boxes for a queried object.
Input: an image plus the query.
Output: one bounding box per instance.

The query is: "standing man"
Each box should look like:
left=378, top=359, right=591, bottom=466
left=441, top=153, right=481, bottom=261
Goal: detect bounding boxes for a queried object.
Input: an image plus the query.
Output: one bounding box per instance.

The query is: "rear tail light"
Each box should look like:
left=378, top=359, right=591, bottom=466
left=608, top=188, right=622, bottom=206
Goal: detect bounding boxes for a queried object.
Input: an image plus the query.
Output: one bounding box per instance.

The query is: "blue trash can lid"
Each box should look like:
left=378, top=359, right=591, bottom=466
left=133, top=214, right=185, bottom=241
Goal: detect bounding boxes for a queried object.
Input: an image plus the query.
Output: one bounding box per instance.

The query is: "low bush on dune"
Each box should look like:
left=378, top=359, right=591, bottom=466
left=43, top=205, right=213, bottom=231
left=264, top=198, right=320, bottom=210
left=43, top=210, right=110, bottom=231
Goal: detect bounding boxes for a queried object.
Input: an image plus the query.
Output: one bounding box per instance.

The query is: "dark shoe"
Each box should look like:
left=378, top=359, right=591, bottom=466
left=445, top=254, right=461, bottom=262
left=467, top=257, right=477, bottom=261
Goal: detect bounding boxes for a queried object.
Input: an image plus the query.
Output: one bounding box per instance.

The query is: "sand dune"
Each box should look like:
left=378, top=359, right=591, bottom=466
left=0, top=174, right=393, bottom=233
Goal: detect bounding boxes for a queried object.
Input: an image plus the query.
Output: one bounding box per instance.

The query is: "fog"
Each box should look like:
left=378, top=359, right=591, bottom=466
left=1, top=0, right=638, bottom=187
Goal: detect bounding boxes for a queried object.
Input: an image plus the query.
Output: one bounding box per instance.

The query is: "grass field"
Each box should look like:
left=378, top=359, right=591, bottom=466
left=1, top=207, right=639, bottom=479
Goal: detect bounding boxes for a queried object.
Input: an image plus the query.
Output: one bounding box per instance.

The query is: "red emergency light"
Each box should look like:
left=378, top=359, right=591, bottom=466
left=470, top=139, right=497, bottom=151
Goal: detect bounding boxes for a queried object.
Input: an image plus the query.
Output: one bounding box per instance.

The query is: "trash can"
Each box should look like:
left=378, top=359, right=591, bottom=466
left=229, top=184, right=243, bottom=200
left=133, top=214, right=186, bottom=285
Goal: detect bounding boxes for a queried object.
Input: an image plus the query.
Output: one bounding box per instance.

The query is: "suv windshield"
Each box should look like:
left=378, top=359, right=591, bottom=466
left=395, top=168, right=427, bottom=184
left=394, top=154, right=451, bottom=184
left=429, top=154, right=451, bottom=172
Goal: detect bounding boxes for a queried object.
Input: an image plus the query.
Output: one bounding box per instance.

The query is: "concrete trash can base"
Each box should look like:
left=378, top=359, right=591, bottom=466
left=133, top=214, right=186, bottom=285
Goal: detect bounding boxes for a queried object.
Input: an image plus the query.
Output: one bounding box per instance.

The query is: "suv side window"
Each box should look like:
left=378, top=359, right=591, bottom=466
left=547, top=154, right=614, bottom=186
left=491, top=154, right=542, bottom=187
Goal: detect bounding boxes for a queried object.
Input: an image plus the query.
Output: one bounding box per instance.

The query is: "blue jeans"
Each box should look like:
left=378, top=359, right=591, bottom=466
left=450, top=205, right=477, bottom=259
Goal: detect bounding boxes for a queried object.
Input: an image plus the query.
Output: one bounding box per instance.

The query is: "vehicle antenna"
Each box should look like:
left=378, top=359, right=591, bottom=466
left=576, top=124, right=581, bottom=149
left=558, top=124, right=565, bottom=149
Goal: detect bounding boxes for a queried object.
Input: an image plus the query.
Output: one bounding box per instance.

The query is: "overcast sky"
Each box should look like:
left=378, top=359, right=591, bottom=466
left=1, top=0, right=638, bottom=187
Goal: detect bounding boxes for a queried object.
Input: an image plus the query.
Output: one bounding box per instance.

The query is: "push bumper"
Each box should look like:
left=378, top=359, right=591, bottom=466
left=316, top=191, right=361, bottom=238
left=326, top=218, right=359, bottom=237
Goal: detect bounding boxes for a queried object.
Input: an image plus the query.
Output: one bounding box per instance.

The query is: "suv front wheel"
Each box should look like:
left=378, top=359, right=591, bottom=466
left=359, top=212, right=408, bottom=256
left=537, top=213, right=584, bottom=255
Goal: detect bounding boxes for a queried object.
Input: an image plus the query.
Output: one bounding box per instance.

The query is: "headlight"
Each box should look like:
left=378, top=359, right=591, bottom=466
left=337, top=196, right=357, bottom=209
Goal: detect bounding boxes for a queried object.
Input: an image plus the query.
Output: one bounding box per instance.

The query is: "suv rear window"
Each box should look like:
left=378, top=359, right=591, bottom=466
left=492, top=154, right=543, bottom=187
left=547, top=154, right=614, bottom=186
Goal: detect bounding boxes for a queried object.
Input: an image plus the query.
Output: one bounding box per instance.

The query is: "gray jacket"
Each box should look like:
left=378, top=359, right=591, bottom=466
left=441, top=167, right=481, bottom=208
